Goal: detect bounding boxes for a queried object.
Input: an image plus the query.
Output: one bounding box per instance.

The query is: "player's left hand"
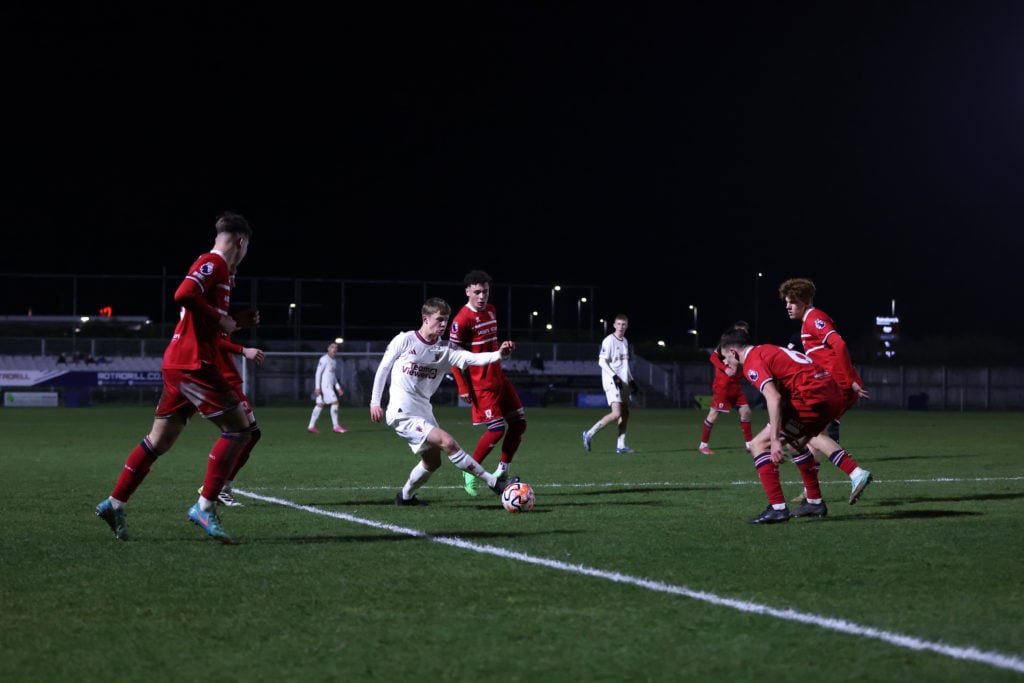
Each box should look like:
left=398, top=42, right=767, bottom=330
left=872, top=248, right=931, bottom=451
left=499, top=341, right=515, bottom=357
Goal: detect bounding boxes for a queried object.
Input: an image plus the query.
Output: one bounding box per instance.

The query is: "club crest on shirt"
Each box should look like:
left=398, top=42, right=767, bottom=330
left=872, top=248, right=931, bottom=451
left=815, top=319, right=826, bottom=330
left=747, top=370, right=759, bottom=382
left=451, top=321, right=459, bottom=333
left=199, top=262, right=215, bottom=277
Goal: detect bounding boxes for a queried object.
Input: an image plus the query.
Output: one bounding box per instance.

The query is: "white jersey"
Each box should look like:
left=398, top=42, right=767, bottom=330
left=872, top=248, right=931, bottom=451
left=598, top=333, right=632, bottom=384
left=370, top=329, right=503, bottom=424
left=315, top=353, right=339, bottom=394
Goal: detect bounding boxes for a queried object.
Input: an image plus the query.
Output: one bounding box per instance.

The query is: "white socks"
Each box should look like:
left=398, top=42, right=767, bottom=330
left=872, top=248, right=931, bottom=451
left=402, top=462, right=433, bottom=499
left=448, top=449, right=496, bottom=487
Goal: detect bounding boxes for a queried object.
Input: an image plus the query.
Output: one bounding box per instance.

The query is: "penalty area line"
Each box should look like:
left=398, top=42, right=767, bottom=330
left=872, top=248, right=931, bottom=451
left=238, top=489, right=1024, bottom=676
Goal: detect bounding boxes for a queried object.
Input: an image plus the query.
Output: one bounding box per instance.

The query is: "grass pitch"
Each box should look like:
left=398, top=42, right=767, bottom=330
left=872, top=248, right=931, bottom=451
left=1, top=404, right=1022, bottom=682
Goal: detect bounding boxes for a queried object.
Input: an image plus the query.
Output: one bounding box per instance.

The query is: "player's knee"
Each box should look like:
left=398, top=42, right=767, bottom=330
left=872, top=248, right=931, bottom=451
left=508, top=419, right=526, bottom=437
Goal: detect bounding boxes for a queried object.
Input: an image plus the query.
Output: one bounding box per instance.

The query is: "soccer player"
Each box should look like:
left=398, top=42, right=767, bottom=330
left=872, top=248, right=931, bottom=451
left=449, top=270, right=527, bottom=496
left=779, top=277, right=871, bottom=502
left=198, top=298, right=266, bottom=507
left=717, top=326, right=873, bottom=524
left=369, top=297, right=520, bottom=506
left=699, top=321, right=754, bottom=455
left=94, top=211, right=258, bottom=543
left=308, top=341, right=347, bottom=433
left=582, top=313, right=638, bottom=453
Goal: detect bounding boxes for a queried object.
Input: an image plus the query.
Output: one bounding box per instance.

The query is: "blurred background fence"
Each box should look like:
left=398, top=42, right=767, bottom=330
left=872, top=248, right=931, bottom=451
left=3, top=272, right=1022, bottom=410
left=2, top=337, right=1022, bottom=411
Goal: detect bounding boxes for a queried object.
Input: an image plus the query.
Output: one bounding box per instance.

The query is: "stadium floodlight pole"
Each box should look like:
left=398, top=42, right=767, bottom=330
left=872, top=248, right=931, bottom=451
left=577, top=297, right=587, bottom=336
left=550, top=285, right=561, bottom=328
left=689, top=304, right=699, bottom=350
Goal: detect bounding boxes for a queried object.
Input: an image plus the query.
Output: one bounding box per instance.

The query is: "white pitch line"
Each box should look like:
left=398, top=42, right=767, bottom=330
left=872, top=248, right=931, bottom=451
left=237, top=488, right=1024, bottom=676
left=246, top=474, right=1024, bottom=494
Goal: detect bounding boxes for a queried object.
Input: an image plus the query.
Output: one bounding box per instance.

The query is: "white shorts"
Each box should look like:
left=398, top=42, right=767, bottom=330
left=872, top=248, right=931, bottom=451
left=387, top=411, right=439, bottom=454
left=603, top=379, right=630, bottom=406
left=316, top=386, right=340, bottom=405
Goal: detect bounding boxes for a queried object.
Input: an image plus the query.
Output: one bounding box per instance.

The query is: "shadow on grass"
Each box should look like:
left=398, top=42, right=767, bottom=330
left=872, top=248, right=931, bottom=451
left=875, top=491, right=1024, bottom=504
left=869, top=452, right=987, bottom=462
left=563, top=485, right=709, bottom=496
left=827, top=509, right=982, bottom=521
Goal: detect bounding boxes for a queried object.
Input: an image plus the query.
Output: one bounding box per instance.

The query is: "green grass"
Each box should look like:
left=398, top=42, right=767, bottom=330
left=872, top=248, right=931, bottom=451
left=2, top=405, right=1022, bottom=682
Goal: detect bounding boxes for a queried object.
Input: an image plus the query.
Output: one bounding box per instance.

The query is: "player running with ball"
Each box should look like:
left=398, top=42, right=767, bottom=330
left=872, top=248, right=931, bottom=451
left=370, top=297, right=520, bottom=506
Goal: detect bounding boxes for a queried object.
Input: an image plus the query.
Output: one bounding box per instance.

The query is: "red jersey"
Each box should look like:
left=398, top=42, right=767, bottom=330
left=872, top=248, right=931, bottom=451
left=449, top=303, right=508, bottom=394
left=162, top=251, right=232, bottom=370
left=216, top=335, right=244, bottom=386
left=800, top=307, right=863, bottom=391
left=709, top=350, right=747, bottom=410
left=741, top=344, right=841, bottom=410
left=710, top=351, right=741, bottom=393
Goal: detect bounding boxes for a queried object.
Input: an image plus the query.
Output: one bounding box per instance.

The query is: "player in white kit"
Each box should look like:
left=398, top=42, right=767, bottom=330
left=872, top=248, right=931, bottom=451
left=370, top=297, right=520, bottom=506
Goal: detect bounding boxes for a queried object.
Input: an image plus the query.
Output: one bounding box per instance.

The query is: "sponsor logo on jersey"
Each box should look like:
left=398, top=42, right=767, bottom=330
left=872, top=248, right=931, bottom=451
left=401, top=362, right=438, bottom=380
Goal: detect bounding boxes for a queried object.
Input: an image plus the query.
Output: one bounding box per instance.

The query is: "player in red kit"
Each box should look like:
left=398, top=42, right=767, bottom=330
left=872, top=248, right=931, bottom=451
left=94, top=211, right=258, bottom=544
left=449, top=270, right=527, bottom=497
left=196, top=280, right=266, bottom=507
left=779, top=277, right=871, bottom=503
left=698, top=321, right=754, bottom=455
left=718, top=326, right=873, bottom=524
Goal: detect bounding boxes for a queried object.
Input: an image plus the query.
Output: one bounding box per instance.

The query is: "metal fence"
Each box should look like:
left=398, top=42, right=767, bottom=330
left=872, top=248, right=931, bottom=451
left=2, top=336, right=1022, bottom=411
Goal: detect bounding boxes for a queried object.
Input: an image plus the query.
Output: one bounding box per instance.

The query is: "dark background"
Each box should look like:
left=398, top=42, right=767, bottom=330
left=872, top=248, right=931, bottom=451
left=3, top=4, right=1022, bottom=353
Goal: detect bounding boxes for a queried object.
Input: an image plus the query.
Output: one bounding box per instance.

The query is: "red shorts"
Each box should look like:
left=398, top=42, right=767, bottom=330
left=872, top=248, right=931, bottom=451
left=155, top=364, right=240, bottom=419
left=469, top=379, right=524, bottom=425
left=777, top=395, right=843, bottom=443
left=710, top=382, right=748, bottom=412
left=836, top=386, right=859, bottom=419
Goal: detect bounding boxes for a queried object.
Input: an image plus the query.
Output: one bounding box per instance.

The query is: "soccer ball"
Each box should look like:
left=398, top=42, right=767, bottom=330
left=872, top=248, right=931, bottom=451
left=501, top=481, right=535, bottom=513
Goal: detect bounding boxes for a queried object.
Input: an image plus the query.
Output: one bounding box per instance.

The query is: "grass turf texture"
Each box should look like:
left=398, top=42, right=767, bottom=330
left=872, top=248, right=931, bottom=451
left=2, top=405, right=1022, bottom=682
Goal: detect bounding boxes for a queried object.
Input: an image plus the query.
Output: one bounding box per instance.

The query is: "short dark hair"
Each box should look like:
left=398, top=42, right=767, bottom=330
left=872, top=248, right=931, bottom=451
left=463, top=270, right=493, bottom=288
left=718, top=326, right=752, bottom=350
left=215, top=211, right=252, bottom=237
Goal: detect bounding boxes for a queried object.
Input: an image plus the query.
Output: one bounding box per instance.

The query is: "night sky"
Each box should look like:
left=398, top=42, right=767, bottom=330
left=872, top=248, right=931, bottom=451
left=4, top=4, right=1022, bottom=348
